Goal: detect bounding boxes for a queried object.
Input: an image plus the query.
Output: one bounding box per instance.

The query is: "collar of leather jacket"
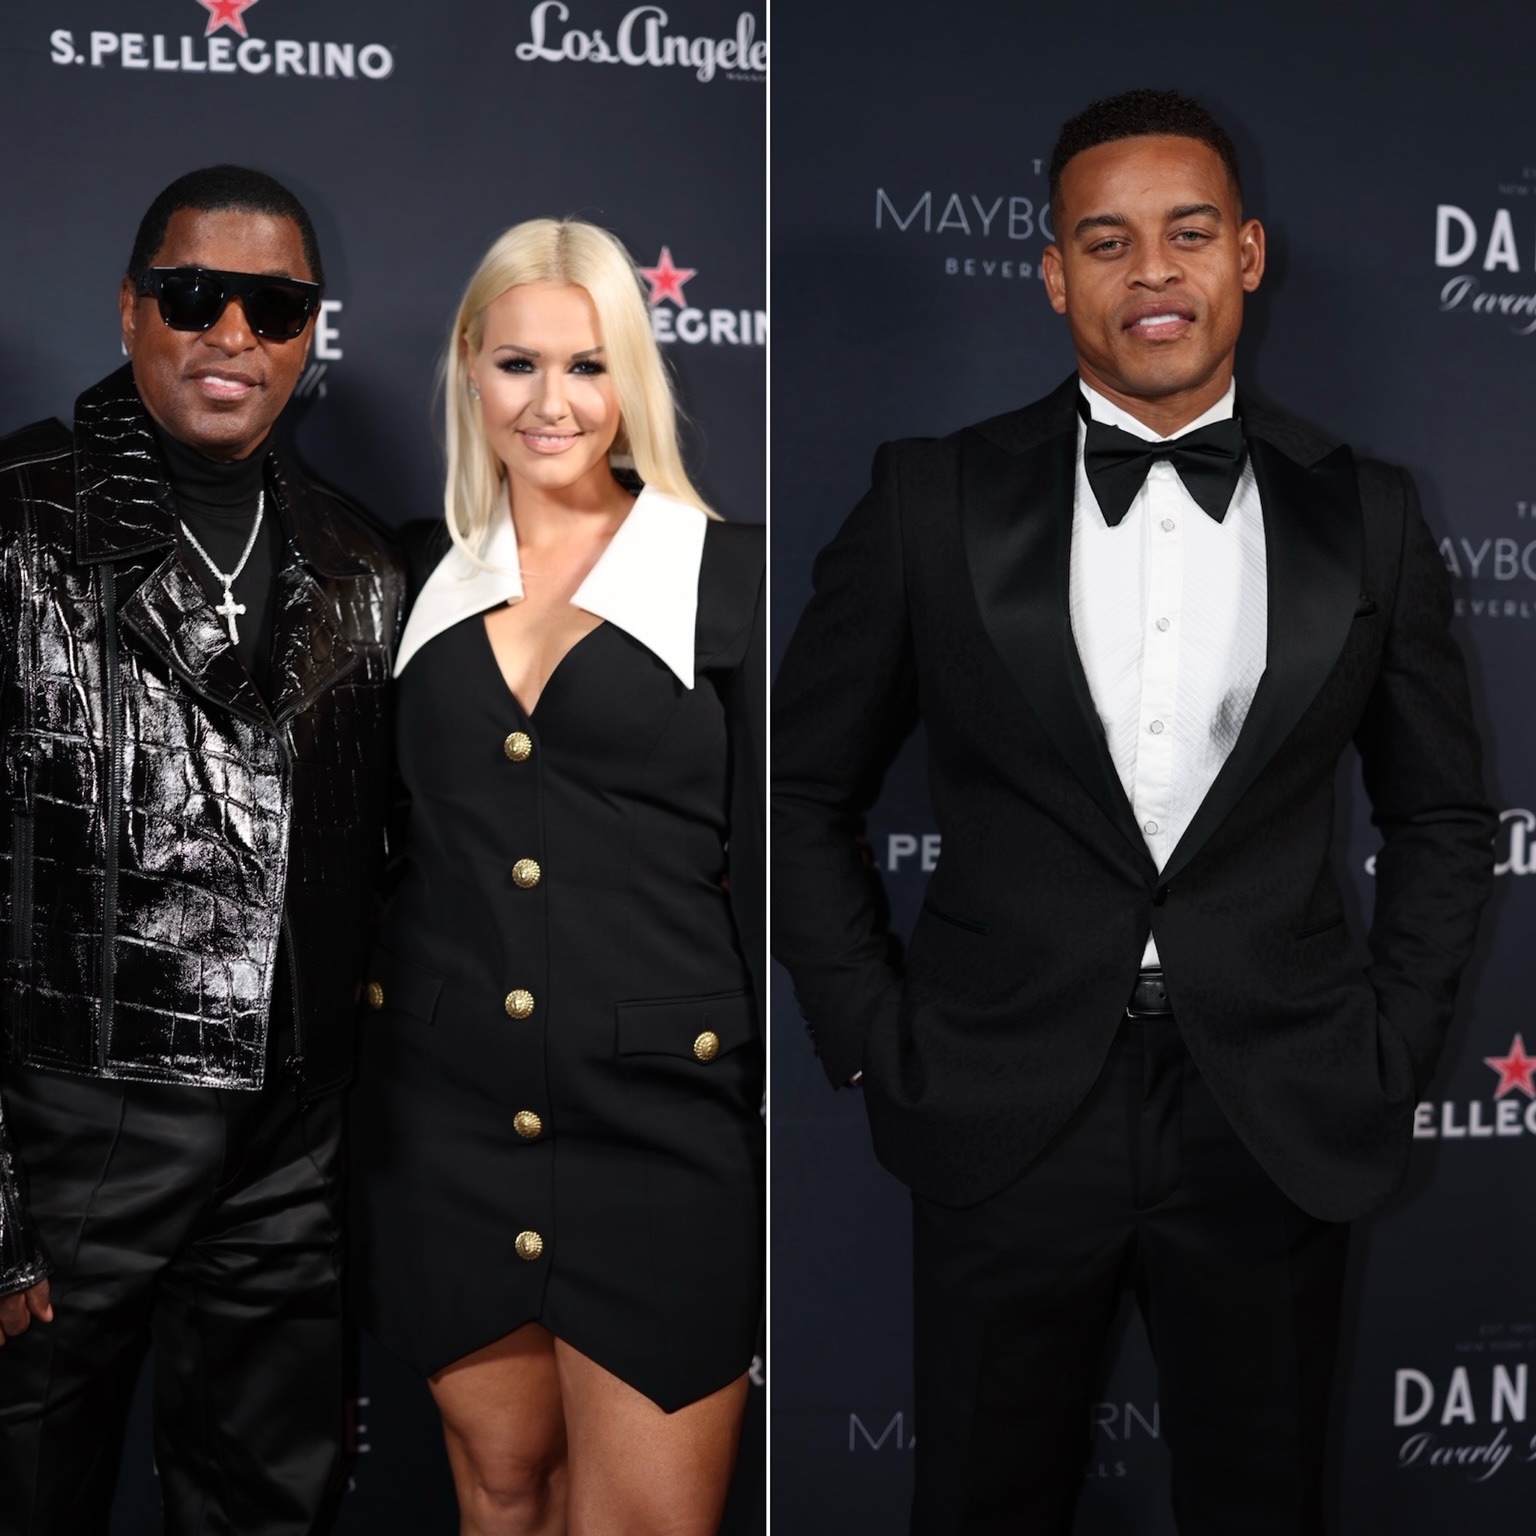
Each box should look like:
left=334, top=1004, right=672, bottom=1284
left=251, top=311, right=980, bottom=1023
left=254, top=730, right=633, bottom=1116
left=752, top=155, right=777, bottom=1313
left=72, top=364, right=368, bottom=580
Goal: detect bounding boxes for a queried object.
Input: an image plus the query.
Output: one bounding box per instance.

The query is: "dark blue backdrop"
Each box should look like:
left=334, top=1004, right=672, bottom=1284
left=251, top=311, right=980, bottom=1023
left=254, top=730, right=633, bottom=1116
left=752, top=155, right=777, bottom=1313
left=770, top=4, right=1536, bottom=1532
left=0, top=2, right=764, bottom=1531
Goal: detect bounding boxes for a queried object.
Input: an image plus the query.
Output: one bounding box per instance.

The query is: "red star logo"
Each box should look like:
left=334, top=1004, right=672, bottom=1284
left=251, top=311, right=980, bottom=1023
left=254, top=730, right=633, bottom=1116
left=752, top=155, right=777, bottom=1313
left=1485, top=1034, right=1536, bottom=1099
left=196, top=0, right=261, bottom=37
left=639, top=247, right=697, bottom=308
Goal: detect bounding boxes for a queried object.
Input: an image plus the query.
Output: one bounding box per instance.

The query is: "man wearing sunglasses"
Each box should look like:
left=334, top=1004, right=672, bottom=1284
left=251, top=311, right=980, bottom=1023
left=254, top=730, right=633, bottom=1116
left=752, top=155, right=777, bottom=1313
left=0, top=165, right=403, bottom=1535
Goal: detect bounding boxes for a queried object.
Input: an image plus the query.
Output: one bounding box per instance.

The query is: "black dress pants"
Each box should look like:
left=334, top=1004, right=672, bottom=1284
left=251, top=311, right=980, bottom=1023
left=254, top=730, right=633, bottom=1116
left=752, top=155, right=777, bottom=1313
left=911, top=1016, right=1351, bottom=1536
left=0, top=1064, right=344, bottom=1536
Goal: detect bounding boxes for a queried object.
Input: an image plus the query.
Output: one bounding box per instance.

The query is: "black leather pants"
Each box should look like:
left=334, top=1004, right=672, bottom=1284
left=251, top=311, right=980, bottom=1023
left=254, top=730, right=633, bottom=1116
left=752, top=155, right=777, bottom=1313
left=0, top=1064, right=344, bottom=1536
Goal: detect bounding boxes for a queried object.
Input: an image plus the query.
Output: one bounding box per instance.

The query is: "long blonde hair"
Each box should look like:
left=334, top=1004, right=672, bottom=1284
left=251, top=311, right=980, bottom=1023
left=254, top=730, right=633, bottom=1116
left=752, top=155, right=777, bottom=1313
left=442, top=217, right=713, bottom=554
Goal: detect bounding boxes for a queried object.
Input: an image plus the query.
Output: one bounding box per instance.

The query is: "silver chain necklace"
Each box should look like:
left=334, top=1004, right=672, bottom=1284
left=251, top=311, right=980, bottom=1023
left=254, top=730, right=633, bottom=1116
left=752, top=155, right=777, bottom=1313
left=179, top=489, right=265, bottom=646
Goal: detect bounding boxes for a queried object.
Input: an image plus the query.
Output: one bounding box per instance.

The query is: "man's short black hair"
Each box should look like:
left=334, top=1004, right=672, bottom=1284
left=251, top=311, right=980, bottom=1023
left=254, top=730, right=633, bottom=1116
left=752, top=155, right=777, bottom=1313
left=127, top=165, right=325, bottom=286
left=1049, top=90, right=1242, bottom=224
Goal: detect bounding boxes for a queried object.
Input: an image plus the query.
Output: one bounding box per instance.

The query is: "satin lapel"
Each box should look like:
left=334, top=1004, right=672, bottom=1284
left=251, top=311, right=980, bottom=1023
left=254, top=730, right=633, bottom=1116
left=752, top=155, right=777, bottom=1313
left=1160, top=434, right=1362, bottom=885
left=266, top=561, right=359, bottom=726
left=958, top=424, right=1149, bottom=862
left=117, top=554, right=273, bottom=726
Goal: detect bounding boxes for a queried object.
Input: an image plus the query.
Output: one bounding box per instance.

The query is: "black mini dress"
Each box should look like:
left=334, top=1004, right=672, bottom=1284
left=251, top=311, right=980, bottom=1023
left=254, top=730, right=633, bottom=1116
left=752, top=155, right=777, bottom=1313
left=350, top=512, right=764, bottom=1412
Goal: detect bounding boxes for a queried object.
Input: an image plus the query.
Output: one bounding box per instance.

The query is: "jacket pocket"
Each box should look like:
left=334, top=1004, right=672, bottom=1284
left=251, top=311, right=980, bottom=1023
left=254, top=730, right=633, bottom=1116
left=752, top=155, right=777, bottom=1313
left=361, top=945, right=445, bottom=1024
left=921, top=897, right=989, bottom=936
left=1294, top=915, right=1346, bottom=941
left=616, top=989, right=756, bottom=1061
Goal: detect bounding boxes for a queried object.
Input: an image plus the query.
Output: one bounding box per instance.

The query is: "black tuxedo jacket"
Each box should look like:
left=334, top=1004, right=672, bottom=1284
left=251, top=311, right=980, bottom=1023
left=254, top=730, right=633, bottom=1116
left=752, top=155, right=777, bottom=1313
left=772, top=375, right=1496, bottom=1221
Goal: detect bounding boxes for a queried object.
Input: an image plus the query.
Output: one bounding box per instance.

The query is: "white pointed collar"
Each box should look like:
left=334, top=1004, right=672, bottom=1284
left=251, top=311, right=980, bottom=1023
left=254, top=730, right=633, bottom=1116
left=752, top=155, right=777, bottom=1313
left=394, top=484, right=708, bottom=687
left=1079, top=378, right=1236, bottom=442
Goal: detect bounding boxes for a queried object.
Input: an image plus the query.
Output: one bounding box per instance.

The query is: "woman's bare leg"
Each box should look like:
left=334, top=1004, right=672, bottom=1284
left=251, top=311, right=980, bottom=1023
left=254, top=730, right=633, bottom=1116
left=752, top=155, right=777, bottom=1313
left=429, top=1322, right=569, bottom=1536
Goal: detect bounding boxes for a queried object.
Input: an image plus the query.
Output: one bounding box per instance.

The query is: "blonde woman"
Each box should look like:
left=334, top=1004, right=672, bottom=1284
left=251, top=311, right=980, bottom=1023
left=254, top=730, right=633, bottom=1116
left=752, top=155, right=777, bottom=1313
left=350, top=218, right=763, bottom=1536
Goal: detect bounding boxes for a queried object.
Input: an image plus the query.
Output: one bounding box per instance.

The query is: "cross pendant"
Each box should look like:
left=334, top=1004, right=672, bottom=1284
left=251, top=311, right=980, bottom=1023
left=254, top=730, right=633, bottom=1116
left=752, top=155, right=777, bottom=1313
left=215, top=586, right=246, bottom=646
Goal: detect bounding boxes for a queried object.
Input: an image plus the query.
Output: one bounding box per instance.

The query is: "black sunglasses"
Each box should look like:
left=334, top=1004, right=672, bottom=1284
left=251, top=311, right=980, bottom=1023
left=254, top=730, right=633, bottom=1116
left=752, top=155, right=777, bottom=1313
left=136, top=266, right=321, bottom=342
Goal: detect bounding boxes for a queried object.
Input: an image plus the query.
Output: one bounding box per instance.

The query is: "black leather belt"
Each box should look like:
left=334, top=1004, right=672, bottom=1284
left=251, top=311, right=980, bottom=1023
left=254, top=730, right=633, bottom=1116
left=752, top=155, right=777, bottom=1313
left=1126, top=967, right=1173, bottom=1018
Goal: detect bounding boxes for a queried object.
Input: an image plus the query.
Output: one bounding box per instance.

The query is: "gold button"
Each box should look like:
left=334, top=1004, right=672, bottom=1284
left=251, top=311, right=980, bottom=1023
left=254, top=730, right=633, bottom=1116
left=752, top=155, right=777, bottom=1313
left=514, top=1110, right=543, bottom=1139
left=514, top=1229, right=544, bottom=1261
left=504, top=731, right=533, bottom=762
left=693, top=1030, right=721, bottom=1063
left=504, top=989, right=535, bottom=1020
left=512, top=858, right=542, bottom=890
left=364, top=981, right=384, bottom=1011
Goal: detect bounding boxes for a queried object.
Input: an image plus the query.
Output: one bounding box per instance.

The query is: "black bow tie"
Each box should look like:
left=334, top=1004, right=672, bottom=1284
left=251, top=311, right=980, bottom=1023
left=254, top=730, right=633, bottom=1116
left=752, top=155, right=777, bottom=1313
left=1082, top=411, right=1247, bottom=527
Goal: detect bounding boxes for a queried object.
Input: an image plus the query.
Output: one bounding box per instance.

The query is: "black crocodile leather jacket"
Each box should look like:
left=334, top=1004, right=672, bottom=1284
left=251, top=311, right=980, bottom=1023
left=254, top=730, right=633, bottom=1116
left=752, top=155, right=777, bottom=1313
left=0, top=367, right=405, bottom=1294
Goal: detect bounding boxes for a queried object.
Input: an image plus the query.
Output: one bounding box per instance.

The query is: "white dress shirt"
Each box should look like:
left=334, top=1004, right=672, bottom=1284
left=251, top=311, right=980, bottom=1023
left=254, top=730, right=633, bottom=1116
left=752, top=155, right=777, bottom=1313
left=1069, top=380, right=1268, bottom=965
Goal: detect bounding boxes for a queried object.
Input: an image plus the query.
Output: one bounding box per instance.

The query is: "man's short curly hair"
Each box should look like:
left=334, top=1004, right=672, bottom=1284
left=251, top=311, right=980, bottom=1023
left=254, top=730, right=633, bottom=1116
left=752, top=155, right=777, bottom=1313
left=1049, top=90, right=1242, bottom=226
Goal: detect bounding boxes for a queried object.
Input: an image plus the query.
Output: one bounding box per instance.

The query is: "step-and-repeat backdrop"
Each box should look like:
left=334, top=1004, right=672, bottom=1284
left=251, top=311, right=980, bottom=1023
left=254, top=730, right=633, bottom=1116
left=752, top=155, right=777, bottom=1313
left=771, top=3, right=1535, bottom=1532
left=0, top=3, right=763, bottom=1531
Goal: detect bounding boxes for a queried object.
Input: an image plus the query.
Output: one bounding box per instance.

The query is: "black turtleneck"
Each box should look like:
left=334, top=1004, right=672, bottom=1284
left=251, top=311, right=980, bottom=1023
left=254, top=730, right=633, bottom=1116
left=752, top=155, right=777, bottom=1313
left=153, top=424, right=280, bottom=689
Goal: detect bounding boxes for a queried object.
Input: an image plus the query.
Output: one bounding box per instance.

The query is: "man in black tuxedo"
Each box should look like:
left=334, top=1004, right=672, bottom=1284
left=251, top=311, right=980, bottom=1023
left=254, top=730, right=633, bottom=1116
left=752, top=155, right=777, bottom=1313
left=772, top=90, right=1495, bottom=1534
